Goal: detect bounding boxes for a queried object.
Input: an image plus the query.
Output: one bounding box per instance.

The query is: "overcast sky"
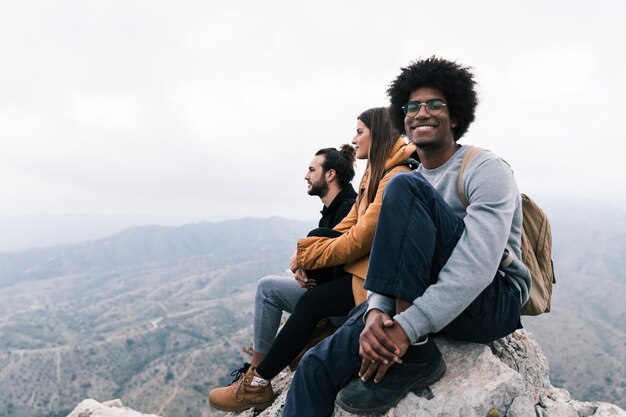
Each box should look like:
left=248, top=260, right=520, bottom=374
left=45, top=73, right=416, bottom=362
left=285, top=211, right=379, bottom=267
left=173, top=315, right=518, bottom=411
left=1, top=0, right=625, bottom=223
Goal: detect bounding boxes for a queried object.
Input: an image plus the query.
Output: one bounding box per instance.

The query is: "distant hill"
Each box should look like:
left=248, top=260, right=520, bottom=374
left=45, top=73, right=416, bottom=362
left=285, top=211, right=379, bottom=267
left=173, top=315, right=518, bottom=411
left=522, top=196, right=626, bottom=405
left=0, top=217, right=315, bottom=286
left=0, top=217, right=313, bottom=417
left=0, top=213, right=209, bottom=252
left=0, top=204, right=624, bottom=417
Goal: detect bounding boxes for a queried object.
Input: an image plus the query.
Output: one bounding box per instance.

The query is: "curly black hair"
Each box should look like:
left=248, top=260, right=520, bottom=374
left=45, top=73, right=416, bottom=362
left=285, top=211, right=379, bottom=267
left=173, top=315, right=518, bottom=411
left=387, top=56, right=478, bottom=141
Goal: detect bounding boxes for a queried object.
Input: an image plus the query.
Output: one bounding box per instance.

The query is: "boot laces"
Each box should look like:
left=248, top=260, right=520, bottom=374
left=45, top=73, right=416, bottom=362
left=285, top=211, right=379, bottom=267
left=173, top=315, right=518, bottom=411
left=229, top=363, right=251, bottom=385
left=233, top=372, right=249, bottom=402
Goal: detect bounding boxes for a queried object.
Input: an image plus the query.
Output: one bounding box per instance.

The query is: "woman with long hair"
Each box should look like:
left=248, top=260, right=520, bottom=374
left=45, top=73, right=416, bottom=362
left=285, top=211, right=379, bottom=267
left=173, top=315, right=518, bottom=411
left=208, top=107, right=417, bottom=412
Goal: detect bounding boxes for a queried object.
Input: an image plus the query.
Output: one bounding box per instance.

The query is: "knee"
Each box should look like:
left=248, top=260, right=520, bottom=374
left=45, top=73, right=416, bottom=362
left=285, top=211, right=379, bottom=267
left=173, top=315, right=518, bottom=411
left=386, top=172, right=430, bottom=196
left=256, top=275, right=279, bottom=301
left=384, top=172, right=435, bottom=206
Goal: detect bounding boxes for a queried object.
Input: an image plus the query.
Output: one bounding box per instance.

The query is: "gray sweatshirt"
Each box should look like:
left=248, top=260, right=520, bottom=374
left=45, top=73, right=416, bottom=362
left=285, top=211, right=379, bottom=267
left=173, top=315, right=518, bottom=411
left=367, top=145, right=532, bottom=343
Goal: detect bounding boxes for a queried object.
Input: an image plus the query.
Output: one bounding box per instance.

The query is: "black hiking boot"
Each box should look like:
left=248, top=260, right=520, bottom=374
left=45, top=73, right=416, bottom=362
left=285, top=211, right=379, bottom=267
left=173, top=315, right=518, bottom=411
left=336, top=338, right=446, bottom=415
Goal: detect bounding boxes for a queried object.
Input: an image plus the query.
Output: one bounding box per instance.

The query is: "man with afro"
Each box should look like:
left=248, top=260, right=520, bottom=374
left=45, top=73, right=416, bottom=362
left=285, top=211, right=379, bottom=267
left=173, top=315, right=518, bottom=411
left=282, top=57, right=531, bottom=417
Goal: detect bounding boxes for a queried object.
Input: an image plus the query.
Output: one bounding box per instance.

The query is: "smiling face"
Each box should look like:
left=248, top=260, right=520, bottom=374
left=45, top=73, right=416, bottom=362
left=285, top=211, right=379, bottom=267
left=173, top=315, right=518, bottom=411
left=404, top=87, right=457, bottom=150
left=352, top=120, right=371, bottom=160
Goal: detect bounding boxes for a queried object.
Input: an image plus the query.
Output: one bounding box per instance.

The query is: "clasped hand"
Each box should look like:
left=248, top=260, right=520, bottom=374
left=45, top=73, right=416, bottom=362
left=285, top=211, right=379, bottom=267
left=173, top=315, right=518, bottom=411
left=359, top=309, right=410, bottom=383
left=290, top=251, right=316, bottom=288
left=294, top=268, right=315, bottom=288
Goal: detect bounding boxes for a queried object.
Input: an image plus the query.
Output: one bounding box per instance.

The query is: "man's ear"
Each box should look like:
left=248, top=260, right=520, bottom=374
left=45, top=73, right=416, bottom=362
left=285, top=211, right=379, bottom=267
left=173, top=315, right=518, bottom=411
left=326, top=168, right=336, bottom=182
left=451, top=119, right=458, bottom=128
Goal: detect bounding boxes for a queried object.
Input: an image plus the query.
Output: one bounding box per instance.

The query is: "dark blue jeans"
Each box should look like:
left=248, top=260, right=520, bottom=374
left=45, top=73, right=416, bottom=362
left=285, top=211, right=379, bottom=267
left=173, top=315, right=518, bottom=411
left=283, top=172, right=522, bottom=417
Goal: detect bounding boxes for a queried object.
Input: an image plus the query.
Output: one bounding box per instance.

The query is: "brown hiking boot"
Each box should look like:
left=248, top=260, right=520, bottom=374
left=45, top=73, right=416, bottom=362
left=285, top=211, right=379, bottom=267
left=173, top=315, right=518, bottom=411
left=208, top=366, right=274, bottom=412
left=288, top=318, right=337, bottom=371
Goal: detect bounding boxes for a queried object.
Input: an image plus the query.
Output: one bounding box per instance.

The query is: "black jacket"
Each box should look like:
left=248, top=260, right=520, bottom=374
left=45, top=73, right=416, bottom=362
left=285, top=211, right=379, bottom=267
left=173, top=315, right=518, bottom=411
left=318, top=185, right=357, bottom=229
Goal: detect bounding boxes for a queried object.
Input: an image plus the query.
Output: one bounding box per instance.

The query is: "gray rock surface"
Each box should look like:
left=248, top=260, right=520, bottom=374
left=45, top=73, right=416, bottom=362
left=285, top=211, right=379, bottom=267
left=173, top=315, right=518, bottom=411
left=66, top=399, right=162, bottom=417
left=67, top=330, right=625, bottom=417
left=224, top=330, right=625, bottom=417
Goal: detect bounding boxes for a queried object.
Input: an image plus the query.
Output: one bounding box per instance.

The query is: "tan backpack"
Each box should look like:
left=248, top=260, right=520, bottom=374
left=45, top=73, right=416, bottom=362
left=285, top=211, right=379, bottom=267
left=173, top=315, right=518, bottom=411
left=458, top=147, right=556, bottom=315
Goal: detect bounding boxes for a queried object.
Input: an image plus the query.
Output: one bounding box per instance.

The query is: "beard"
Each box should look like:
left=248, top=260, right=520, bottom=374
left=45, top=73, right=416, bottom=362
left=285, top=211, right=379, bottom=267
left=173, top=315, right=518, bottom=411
left=308, top=178, right=329, bottom=198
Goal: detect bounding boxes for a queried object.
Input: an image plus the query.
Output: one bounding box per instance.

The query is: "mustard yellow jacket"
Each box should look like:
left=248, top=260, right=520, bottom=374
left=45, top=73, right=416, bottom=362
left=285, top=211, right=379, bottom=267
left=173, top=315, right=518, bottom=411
left=295, top=137, right=417, bottom=304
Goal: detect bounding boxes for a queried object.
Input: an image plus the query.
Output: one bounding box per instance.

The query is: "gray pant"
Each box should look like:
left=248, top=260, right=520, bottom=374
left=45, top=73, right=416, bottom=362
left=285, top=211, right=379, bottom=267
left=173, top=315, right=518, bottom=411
left=253, top=274, right=306, bottom=354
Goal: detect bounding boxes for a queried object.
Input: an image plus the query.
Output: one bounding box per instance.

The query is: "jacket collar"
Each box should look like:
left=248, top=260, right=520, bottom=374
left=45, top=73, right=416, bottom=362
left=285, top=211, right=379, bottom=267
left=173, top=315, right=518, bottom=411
left=320, top=184, right=357, bottom=216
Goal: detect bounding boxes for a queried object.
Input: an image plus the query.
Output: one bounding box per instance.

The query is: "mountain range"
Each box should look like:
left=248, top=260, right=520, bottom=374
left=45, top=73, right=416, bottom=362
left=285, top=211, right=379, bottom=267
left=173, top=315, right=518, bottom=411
left=0, top=198, right=624, bottom=417
left=0, top=217, right=313, bottom=417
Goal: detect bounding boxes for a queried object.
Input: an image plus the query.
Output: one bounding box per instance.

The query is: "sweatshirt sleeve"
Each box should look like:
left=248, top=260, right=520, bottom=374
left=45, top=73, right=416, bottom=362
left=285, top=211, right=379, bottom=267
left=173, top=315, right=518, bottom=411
left=366, top=291, right=395, bottom=316
left=394, top=157, right=520, bottom=343
left=296, top=168, right=402, bottom=270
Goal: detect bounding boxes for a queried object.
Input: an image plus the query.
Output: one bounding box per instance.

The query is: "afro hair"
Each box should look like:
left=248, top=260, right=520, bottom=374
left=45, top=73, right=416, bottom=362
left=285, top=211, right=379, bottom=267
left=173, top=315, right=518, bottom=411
left=387, top=56, right=478, bottom=141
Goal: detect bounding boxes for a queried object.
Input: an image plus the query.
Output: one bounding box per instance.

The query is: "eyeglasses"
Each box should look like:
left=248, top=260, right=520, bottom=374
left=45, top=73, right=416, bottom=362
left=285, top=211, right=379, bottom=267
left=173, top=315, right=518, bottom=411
left=402, top=99, right=447, bottom=116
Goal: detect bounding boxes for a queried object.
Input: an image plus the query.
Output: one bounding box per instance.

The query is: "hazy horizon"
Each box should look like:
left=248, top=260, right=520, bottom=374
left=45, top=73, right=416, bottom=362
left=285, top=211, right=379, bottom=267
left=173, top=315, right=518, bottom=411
left=1, top=192, right=624, bottom=252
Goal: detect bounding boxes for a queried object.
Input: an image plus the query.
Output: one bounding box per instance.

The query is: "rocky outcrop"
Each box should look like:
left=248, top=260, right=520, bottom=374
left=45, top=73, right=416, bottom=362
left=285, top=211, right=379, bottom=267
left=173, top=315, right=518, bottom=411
left=229, top=330, right=625, bottom=417
left=67, top=330, right=625, bottom=417
left=66, top=399, right=162, bottom=417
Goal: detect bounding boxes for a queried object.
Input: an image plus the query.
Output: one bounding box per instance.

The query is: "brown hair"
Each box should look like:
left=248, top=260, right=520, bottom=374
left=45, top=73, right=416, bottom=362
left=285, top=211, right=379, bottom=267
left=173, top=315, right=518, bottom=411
left=357, top=107, right=400, bottom=205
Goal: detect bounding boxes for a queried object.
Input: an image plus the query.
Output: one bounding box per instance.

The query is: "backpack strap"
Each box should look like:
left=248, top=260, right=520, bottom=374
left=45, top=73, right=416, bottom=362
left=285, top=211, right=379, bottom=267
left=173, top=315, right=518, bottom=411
left=457, top=146, right=515, bottom=268
left=457, top=146, right=485, bottom=207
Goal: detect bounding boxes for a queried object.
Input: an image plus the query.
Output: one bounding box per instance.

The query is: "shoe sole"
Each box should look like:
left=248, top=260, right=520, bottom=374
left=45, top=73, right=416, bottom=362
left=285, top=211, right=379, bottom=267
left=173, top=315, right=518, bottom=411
left=337, top=359, right=446, bottom=415
left=208, top=397, right=274, bottom=413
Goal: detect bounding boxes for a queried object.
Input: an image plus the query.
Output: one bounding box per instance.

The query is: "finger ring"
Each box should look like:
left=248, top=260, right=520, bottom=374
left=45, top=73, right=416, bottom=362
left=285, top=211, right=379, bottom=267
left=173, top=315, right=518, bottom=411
left=371, top=360, right=376, bottom=364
